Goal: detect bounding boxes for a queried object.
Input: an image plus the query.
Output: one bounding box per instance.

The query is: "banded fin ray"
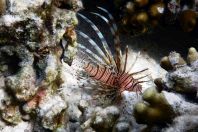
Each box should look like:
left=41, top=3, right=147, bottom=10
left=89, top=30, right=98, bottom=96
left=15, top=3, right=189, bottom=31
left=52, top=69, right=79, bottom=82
left=76, top=30, right=109, bottom=64
left=123, top=45, right=128, bottom=73
left=77, top=43, right=105, bottom=65
left=78, top=13, right=112, bottom=66
left=97, top=7, right=123, bottom=72
left=90, top=12, right=118, bottom=69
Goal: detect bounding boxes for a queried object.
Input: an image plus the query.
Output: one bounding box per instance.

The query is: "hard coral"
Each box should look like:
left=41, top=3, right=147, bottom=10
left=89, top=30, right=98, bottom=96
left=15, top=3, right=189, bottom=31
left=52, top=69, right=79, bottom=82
left=0, top=0, right=6, bottom=16
left=115, top=0, right=198, bottom=34
left=160, top=47, right=198, bottom=98
left=134, top=87, right=175, bottom=125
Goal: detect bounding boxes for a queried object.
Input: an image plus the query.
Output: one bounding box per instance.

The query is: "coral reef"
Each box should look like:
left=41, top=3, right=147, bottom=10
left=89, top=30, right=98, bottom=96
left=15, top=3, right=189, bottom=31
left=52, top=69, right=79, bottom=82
left=113, top=120, right=130, bottom=132
left=163, top=115, right=198, bottom=132
left=134, top=87, right=175, bottom=125
left=161, top=91, right=198, bottom=132
left=179, top=10, right=197, bottom=32
left=38, top=94, right=67, bottom=130
left=114, top=0, right=198, bottom=34
left=116, top=0, right=165, bottom=34
left=80, top=105, right=120, bottom=132
left=0, top=0, right=6, bottom=16
left=91, top=106, right=120, bottom=132
left=62, top=26, right=78, bottom=65
left=0, top=0, right=82, bottom=131
left=160, top=47, right=198, bottom=98
left=0, top=0, right=197, bottom=131
left=133, top=47, right=198, bottom=131
left=1, top=105, right=22, bottom=125
left=5, top=65, right=37, bottom=101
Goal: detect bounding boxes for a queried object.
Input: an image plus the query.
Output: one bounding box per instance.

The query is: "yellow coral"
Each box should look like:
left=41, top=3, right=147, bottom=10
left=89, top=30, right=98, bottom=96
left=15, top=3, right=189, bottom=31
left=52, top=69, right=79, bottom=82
left=134, top=87, right=175, bottom=125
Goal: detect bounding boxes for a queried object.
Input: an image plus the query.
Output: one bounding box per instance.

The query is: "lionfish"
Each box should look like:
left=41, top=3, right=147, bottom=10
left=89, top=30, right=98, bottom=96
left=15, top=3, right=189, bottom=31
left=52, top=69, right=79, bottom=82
left=76, top=7, right=149, bottom=103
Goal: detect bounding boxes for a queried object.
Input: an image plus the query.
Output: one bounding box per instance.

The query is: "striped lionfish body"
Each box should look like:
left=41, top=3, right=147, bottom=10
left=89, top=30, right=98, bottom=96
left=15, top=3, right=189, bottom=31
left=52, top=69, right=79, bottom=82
left=84, top=63, right=117, bottom=87
left=84, top=63, right=144, bottom=93
left=77, top=7, right=148, bottom=102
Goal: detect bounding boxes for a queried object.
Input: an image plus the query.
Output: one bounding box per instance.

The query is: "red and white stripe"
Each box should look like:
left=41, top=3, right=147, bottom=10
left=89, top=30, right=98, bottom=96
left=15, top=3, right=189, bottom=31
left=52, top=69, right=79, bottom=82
left=84, top=63, right=117, bottom=86
left=84, top=62, right=142, bottom=94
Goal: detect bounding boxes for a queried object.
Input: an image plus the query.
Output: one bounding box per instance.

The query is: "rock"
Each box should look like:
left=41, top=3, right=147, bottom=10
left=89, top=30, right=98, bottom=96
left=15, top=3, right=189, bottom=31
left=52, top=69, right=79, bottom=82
left=163, top=115, right=198, bottom=132
left=0, top=0, right=81, bottom=130
left=92, top=106, right=120, bottom=132
left=1, top=105, right=22, bottom=125
left=68, top=122, right=82, bottom=132
left=0, top=77, right=11, bottom=111
left=68, top=104, right=82, bottom=122
left=44, top=54, right=59, bottom=84
left=62, top=26, right=78, bottom=65
left=54, top=0, right=83, bottom=11
left=1, top=121, right=32, bottom=132
left=22, top=88, right=47, bottom=113
left=78, top=100, right=89, bottom=112
left=163, top=91, right=198, bottom=115
left=38, top=94, right=68, bottom=130
left=113, top=121, right=130, bottom=132
left=5, top=65, right=37, bottom=101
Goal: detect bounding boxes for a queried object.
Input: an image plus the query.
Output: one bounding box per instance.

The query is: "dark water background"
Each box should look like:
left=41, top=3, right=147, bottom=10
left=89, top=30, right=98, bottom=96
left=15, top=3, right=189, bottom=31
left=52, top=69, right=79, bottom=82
left=77, top=0, right=198, bottom=62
